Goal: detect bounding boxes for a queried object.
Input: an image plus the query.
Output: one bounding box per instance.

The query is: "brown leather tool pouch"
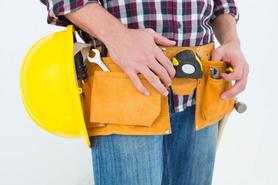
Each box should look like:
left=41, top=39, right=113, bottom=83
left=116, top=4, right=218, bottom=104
left=195, top=59, right=235, bottom=130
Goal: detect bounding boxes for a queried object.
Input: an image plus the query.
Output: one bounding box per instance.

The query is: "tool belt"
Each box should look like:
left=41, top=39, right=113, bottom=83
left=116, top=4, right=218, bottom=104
left=81, top=42, right=234, bottom=137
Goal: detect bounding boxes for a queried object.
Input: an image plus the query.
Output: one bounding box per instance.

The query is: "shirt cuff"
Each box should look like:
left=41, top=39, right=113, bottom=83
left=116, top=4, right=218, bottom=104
left=211, top=0, right=240, bottom=22
left=41, top=0, right=99, bottom=26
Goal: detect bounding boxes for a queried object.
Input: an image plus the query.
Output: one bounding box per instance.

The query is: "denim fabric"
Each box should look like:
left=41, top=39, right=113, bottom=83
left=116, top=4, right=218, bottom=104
left=90, top=90, right=218, bottom=185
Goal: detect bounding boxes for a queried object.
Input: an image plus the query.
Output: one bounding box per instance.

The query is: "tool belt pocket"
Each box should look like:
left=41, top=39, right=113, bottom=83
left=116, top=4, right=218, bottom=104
left=89, top=70, right=162, bottom=127
left=195, top=60, right=234, bottom=129
left=202, top=74, right=234, bottom=121
left=171, top=78, right=197, bottom=95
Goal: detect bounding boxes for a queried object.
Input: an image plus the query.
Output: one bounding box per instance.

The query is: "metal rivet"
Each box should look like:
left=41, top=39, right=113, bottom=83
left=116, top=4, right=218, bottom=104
left=196, top=47, right=200, bottom=52
left=206, top=53, right=209, bottom=58
left=78, top=87, right=83, bottom=94
left=165, top=129, right=170, bottom=134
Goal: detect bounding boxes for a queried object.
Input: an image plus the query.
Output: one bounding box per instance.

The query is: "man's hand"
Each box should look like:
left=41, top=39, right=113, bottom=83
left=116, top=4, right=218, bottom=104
left=212, top=42, right=249, bottom=100
left=66, top=3, right=175, bottom=96
left=211, top=14, right=249, bottom=100
left=106, top=28, right=176, bottom=96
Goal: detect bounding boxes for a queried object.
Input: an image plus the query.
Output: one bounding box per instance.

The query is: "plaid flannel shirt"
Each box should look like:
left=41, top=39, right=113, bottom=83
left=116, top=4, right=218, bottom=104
left=40, top=0, right=239, bottom=113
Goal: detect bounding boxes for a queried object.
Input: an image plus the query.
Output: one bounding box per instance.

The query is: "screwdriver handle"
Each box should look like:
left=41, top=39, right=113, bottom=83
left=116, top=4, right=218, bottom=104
left=234, top=100, right=247, bottom=113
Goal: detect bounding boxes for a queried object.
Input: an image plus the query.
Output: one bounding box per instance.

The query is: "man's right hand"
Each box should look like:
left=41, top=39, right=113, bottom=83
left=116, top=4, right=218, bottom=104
left=66, top=3, right=176, bottom=96
left=106, top=28, right=176, bottom=96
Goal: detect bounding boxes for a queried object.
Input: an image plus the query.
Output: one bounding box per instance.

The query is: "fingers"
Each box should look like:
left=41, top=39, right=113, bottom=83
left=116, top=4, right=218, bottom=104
left=212, top=48, right=245, bottom=81
left=220, top=58, right=244, bottom=81
left=147, top=58, right=172, bottom=87
left=139, top=66, right=169, bottom=96
left=126, top=70, right=150, bottom=96
left=154, top=47, right=176, bottom=78
left=150, top=29, right=176, bottom=46
left=211, top=48, right=223, bottom=61
left=221, top=63, right=249, bottom=99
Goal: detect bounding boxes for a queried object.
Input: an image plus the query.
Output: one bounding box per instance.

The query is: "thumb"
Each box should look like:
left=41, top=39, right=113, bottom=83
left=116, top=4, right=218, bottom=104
left=153, top=32, right=176, bottom=46
left=211, top=48, right=224, bottom=61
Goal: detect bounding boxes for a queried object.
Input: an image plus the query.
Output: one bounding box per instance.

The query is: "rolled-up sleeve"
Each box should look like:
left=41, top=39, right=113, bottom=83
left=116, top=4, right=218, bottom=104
left=40, top=0, right=99, bottom=26
left=212, top=0, right=240, bottom=22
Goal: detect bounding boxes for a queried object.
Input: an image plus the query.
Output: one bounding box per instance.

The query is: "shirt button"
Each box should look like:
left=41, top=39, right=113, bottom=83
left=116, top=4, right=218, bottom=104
left=177, top=22, right=182, bottom=29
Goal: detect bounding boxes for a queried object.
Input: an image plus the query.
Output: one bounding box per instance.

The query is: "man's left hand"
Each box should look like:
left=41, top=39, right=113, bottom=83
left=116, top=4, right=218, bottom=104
left=212, top=42, right=249, bottom=100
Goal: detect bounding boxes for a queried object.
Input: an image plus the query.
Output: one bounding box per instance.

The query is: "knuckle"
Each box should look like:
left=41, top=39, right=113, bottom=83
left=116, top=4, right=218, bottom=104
left=150, top=75, right=158, bottom=82
left=164, top=59, right=173, bottom=68
left=234, top=87, right=242, bottom=95
left=229, top=89, right=237, bottom=97
left=213, top=48, right=222, bottom=56
left=234, top=73, right=242, bottom=79
left=135, top=63, right=147, bottom=71
left=124, top=68, right=133, bottom=77
left=155, top=69, right=164, bottom=77
left=141, top=52, right=153, bottom=62
left=157, top=67, right=168, bottom=76
left=241, top=84, right=246, bottom=91
left=133, top=65, right=142, bottom=73
left=146, top=28, right=155, bottom=34
left=168, top=69, right=175, bottom=78
left=146, top=54, right=155, bottom=62
left=123, top=65, right=134, bottom=73
left=155, top=51, right=164, bottom=60
left=163, top=76, right=171, bottom=84
left=235, top=75, right=241, bottom=80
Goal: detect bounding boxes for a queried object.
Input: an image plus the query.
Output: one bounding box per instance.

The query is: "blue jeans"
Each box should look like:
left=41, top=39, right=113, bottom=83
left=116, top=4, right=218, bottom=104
left=90, top=91, right=218, bottom=185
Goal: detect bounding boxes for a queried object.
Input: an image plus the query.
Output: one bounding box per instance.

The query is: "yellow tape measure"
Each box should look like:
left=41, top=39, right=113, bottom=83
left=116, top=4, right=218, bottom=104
left=171, top=50, right=203, bottom=79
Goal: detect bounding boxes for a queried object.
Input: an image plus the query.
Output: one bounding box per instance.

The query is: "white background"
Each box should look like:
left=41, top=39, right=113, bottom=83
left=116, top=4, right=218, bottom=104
left=0, top=1, right=277, bottom=185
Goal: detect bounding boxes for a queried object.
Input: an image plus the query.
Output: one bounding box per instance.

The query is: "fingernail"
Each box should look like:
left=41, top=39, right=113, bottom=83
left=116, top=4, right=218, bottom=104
left=221, top=95, right=228, bottom=100
left=164, top=91, right=169, bottom=96
left=145, top=91, right=150, bottom=96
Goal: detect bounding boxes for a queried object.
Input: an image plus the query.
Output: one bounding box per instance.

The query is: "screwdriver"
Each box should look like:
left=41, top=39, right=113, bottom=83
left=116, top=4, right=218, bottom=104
left=210, top=64, right=247, bottom=113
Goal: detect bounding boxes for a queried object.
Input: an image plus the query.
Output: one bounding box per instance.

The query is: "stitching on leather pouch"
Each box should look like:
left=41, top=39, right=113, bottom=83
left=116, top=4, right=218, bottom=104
left=94, top=71, right=149, bottom=81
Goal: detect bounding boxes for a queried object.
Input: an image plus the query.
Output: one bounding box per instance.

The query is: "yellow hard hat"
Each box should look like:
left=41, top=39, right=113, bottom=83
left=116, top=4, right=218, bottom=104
left=20, top=25, right=90, bottom=147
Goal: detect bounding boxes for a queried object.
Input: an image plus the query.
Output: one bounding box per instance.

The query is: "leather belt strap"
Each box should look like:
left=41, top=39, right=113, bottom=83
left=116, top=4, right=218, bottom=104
left=104, top=42, right=215, bottom=61
left=85, top=43, right=216, bottom=95
left=75, top=42, right=215, bottom=65
left=159, top=42, right=215, bottom=60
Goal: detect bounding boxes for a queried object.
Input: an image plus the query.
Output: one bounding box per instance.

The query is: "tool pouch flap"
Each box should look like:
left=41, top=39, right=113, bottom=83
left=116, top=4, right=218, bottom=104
left=195, top=59, right=234, bottom=130
left=171, top=78, right=197, bottom=95
left=89, top=70, right=162, bottom=127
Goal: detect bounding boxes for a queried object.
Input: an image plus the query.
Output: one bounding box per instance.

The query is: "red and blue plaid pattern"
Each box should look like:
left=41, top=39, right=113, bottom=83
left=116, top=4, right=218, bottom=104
left=40, top=0, right=239, bottom=113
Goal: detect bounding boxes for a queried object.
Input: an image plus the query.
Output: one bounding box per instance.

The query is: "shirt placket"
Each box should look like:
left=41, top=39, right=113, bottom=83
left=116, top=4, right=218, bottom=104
left=172, top=0, right=183, bottom=46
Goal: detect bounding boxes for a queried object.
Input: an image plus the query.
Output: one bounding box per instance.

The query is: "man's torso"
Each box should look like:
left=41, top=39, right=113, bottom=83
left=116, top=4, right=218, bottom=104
left=99, top=0, right=215, bottom=46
